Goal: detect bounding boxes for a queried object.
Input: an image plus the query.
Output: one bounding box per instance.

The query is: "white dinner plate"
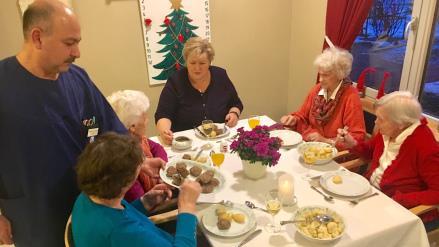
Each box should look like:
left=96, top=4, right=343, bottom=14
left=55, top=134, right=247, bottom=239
left=201, top=203, right=256, bottom=238
left=195, top=123, right=230, bottom=139
left=160, top=159, right=225, bottom=193
left=270, top=129, right=302, bottom=147
left=320, top=170, right=371, bottom=197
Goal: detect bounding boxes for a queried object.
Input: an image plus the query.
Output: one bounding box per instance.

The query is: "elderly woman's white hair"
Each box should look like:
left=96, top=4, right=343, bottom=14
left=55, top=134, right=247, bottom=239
left=106, top=90, right=150, bottom=128
left=313, top=47, right=353, bottom=80
left=183, top=37, right=215, bottom=62
left=375, top=91, right=422, bottom=126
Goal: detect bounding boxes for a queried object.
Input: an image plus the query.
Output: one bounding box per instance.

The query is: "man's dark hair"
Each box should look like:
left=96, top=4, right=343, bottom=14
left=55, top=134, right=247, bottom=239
left=76, top=132, right=143, bottom=199
left=22, top=1, right=55, bottom=39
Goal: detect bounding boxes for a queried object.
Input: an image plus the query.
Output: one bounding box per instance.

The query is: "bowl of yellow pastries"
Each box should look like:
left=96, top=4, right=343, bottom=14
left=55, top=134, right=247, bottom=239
left=297, top=142, right=337, bottom=165
left=293, top=206, right=345, bottom=243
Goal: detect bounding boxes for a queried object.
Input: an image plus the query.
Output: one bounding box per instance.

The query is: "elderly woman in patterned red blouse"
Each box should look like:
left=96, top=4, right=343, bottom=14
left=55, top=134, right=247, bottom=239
left=280, top=47, right=366, bottom=150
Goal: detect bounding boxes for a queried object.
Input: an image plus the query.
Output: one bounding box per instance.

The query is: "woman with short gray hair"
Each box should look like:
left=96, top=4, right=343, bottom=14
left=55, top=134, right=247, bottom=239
left=280, top=47, right=365, bottom=150
left=338, top=91, right=439, bottom=226
left=107, top=90, right=168, bottom=202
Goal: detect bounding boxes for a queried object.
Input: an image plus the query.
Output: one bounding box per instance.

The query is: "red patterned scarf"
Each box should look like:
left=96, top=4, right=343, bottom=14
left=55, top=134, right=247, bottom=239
left=310, top=80, right=352, bottom=125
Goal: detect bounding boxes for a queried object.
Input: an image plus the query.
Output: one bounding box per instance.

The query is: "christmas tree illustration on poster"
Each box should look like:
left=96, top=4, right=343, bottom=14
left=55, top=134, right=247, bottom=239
left=139, top=0, right=211, bottom=85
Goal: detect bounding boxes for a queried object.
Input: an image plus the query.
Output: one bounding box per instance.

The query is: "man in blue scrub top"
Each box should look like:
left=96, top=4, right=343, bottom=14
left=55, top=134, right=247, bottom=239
left=0, top=1, right=139, bottom=246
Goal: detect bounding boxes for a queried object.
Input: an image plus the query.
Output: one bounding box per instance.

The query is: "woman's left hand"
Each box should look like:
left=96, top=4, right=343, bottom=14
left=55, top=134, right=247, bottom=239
left=225, top=112, right=238, bottom=127
left=141, top=184, right=173, bottom=211
left=306, top=132, right=325, bottom=142
left=141, top=158, right=166, bottom=179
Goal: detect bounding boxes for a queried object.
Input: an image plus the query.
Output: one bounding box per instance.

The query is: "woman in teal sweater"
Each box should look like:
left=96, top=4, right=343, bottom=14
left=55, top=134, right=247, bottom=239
left=72, top=132, right=201, bottom=246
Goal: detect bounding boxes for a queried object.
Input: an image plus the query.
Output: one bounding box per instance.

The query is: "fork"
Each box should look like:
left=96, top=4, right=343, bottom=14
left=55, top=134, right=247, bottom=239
left=310, top=186, right=334, bottom=202
left=349, top=192, right=379, bottom=205
left=197, top=200, right=233, bottom=207
left=216, top=133, right=239, bottom=143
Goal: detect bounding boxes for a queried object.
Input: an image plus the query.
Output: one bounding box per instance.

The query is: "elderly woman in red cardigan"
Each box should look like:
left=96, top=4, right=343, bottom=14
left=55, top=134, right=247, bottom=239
left=338, top=91, right=439, bottom=226
left=280, top=47, right=365, bottom=150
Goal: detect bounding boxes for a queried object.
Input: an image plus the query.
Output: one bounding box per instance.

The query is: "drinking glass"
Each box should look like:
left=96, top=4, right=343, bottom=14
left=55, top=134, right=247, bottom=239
left=265, top=189, right=282, bottom=233
left=248, top=115, right=260, bottom=129
left=210, top=151, right=225, bottom=168
left=202, top=120, right=213, bottom=135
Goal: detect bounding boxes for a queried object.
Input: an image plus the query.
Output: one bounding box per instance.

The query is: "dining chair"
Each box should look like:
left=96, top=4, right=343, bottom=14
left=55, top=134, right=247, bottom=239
left=64, top=214, right=75, bottom=247
left=148, top=198, right=179, bottom=224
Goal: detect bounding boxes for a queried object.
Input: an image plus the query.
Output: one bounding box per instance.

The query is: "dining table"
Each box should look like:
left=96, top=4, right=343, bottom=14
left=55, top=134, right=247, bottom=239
left=151, top=115, right=429, bottom=247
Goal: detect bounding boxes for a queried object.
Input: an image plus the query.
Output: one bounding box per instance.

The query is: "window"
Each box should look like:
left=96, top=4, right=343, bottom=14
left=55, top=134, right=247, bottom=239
left=350, top=0, right=439, bottom=119
left=419, top=13, right=439, bottom=118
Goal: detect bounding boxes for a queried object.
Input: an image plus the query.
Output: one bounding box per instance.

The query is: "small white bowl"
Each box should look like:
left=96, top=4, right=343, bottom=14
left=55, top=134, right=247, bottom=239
left=172, top=136, right=192, bottom=150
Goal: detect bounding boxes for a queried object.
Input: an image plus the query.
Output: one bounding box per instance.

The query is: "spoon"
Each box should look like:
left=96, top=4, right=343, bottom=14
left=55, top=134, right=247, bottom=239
left=193, top=143, right=213, bottom=160
left=280, top=214, right=334, bottom=225
left=334, top=126, right=349, bottom=147
left=245, top=201, right=269, bottom=213
left=315, top=214, right=334, bottom=223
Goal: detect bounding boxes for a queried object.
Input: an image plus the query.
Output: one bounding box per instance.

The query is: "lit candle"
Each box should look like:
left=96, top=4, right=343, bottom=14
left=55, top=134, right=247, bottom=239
left=278, top=174, right=295, bottom=206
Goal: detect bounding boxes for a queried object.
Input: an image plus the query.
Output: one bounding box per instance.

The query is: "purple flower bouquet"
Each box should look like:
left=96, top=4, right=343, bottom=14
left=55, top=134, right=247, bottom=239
left=230, top=125, right=282, bottom=167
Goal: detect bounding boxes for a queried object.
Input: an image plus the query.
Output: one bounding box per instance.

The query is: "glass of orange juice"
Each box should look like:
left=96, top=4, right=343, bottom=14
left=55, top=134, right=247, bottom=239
left=248, top=115, right=260, bottom=129
left=210, top=151, right=225, bottom=168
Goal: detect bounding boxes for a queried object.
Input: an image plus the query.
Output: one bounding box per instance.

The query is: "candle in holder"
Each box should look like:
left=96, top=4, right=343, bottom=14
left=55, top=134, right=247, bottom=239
left=278, top=174, right=296, bottom=206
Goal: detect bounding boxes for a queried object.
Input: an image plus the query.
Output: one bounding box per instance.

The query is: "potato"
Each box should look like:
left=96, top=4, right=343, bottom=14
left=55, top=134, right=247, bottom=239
left=232, top=213, right=246, bottom=224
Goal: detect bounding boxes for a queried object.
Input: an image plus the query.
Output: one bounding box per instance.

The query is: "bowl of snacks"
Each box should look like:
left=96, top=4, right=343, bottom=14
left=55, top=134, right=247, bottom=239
left=293, top=206, right=345, bottom=243
left=297, top=142, right=337, bottom=165
left=172, top=136, right=193, bottom=150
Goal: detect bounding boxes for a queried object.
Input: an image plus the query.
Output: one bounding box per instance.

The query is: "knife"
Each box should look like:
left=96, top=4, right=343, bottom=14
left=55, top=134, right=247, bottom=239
left=193, top=126, right=208, bottom=138
left=237, top=229, right=262, bottom=247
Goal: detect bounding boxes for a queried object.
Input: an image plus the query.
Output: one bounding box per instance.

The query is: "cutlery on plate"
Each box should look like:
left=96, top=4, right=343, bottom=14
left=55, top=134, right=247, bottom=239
left=310, top=186, right=334, bottom=202
left=193, top=127, right=208, bottom=138
left=349, top=192, right=379, bottom=205
left=280, top=214, right=333, bottom=225
left=237, top=229, right=262, bottom=247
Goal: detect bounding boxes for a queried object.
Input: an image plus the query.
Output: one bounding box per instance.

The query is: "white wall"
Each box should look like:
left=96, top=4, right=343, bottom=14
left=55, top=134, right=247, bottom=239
left=0, top=0, right=326, bottom=135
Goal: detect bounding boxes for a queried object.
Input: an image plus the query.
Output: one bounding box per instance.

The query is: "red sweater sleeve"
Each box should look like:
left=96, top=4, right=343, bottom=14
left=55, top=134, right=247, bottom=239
left=392, top=148, right=439, bottom=208
left=350, top=134, right=380, bottom=163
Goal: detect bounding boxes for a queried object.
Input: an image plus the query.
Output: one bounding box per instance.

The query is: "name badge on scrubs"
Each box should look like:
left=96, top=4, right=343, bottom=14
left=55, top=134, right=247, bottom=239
left=87, top=128, right=99, bottom=137
left=82, top=116, right=99, bottom=143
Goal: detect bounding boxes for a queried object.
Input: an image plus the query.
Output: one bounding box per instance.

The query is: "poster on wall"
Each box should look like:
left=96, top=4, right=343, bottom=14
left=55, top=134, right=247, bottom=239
left=138, top=0, right=211, bottom=85
left=18, top=0, right=72, bottom=15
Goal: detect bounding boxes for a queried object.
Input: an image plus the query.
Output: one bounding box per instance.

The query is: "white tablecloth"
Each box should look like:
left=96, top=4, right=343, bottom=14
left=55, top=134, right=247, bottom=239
left=151, top=116, right=429, bottom=247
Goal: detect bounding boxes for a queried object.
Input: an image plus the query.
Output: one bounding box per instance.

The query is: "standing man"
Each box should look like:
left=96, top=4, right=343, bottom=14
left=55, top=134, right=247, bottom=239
left=0, top=1, right=128, bottom=246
